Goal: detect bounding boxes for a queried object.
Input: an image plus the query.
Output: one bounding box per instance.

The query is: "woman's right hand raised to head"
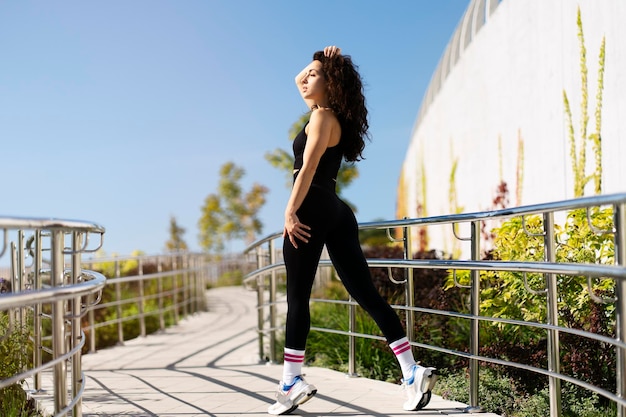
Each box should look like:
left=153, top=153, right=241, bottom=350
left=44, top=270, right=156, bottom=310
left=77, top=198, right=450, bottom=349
left=324, top=45, right=341, bottom=58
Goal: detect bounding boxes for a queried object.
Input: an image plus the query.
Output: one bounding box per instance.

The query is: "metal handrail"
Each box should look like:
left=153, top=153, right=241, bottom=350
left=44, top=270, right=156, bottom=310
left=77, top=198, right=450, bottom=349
left=81, top=253, right=211, bottom=350
left=0, top=219, right=105, bottom=417
left=0, top=217, right=105, bottom=232
left=243, top=192, right=626, bottom=417
left=0, top=271, right=105, bottom=310
left=244, top=258, right=626, bottom=285
left=1, top=236, right=212, bottom=417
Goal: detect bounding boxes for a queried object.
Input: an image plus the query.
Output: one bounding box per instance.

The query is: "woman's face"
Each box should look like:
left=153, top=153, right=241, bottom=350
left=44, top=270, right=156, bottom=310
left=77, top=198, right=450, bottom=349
left=299, top=60, right=327, bottom=103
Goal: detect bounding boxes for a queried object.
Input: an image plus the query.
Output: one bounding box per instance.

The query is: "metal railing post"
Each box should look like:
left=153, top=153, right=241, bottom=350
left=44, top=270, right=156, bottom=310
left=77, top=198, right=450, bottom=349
left=33, top=230, right=43, bottom=389
left=183, top=255, right=190, bottom=316
left=615, top=201, right=626, bottom=417
left=51, top=229, right=67, bottom=414
left=8, top=242, right=17, bottom=329
left=199, top=255, right=206, bottom=311
left=404, top=223, right=415, bottom=343
left=269, top=240, right=277, bottom=363
left=189, top=255, right=195, bottom=313
left=71, top=231, right=84, bottom=417
left=544, top=212, right=562, bottom=417
left=199, top=255, right=208, bottom=311
left=172, top=257, right=179, bottom=324
left=190, top=255, right=198, bottom=313
left=138, top=257, right=146, bottom=337
left=256, top=246, right=266, bottom=362
left=115, top=259, right=124, bottom=345
left=88, top=291, right=96, bottom=353
left=17, top=231, right=25, bottom=328
left=467, top=220, right=482, bottom=412
left=348, top=295, right=357, bottom=377
left=158, top=258, right=165, bottom=331
left=196, top=255, right=202, bottom=312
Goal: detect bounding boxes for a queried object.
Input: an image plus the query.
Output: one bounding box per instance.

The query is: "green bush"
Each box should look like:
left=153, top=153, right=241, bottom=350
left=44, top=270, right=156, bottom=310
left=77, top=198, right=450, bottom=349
left=217, top=270, right=244, bottom=287
left=476, top=209, right=616, bottom=396
left=0, top=313, right=39, bottom=416
left=435, top=368, right=614, bottom=416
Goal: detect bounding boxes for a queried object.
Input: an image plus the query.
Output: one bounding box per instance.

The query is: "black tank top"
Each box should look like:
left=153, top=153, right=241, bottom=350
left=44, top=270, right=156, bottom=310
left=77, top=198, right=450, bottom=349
left=293, top=123, right=343, bottom=192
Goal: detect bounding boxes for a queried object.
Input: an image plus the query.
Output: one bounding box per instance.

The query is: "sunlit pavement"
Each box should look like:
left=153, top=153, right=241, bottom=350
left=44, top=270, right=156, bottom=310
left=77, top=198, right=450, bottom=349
left=34, top=286, right=501, bottom=416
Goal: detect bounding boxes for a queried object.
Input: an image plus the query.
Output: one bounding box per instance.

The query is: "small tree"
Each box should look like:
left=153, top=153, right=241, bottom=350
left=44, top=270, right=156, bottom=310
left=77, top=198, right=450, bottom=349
left=165, top=216, right=188, bottom=253
left=198, top=162, right=268, bottom=253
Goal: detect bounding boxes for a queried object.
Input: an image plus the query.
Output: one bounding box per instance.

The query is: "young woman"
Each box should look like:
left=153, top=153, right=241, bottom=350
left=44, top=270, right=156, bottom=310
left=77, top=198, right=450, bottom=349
left=268, top=46, right=437, bottom=415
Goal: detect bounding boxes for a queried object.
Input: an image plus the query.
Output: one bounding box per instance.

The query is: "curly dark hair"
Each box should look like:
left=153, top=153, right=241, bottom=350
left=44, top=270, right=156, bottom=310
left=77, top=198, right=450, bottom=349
left=313, top=50, right=370, bottom=162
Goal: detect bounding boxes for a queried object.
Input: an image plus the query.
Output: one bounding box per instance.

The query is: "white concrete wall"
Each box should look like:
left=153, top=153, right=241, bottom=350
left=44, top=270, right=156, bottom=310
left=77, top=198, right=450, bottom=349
left=400, top=0, right=626, bottom=255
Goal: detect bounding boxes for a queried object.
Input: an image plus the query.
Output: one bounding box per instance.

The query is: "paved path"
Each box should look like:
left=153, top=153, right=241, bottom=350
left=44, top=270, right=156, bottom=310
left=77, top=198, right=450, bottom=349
left=40, top=286, right=501, bottom=416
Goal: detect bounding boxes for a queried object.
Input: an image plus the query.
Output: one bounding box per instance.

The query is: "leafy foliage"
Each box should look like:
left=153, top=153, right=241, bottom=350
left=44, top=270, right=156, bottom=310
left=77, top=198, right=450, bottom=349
left=0, top=314, right=39, bottom=416
left=0, top=315, right=31, bottom=383
left=435, top=368, right=612, bottom=417
left=198, top=162, right=268, bottom=253
left=165, top=216, right=188, bottom=252
left=452, top=206, right=616, bottom=409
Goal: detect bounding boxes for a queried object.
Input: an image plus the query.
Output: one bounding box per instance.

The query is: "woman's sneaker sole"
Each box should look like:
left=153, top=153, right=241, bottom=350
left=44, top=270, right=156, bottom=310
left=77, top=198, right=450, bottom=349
left=403, top=366, right=438, bottom=411
left=268, top=377, right=317, bottom=416
left=273, top=388, right=317, bottom=415
left=416, top=369, right=437, bottom=410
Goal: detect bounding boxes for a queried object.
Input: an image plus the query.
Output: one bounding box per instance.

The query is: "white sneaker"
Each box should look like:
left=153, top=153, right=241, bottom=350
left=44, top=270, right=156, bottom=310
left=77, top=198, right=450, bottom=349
left=268, top=375, right=317, bottom=415
left=402, top=364, right=438, bottom=411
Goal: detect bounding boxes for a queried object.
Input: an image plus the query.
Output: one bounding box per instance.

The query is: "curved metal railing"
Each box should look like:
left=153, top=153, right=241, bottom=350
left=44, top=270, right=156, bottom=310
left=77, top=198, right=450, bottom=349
left=243, top=193, right=626, bottom=417
left=0, top=217, right=106, bottom=417
left=81, top=253, right=211, bottom=353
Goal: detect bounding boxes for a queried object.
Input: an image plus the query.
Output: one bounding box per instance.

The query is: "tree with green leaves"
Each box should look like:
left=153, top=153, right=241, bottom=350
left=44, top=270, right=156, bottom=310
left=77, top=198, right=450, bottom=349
left=265, top=113, right=360, bottom=211
left=198, top=162, right=269, bottom=253
left=165, top=216, right=188, bottom=252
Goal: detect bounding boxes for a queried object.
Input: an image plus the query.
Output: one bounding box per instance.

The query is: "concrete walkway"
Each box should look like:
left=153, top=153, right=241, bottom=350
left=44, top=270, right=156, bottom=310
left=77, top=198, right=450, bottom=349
left=40, top=286, right=501, bottom=416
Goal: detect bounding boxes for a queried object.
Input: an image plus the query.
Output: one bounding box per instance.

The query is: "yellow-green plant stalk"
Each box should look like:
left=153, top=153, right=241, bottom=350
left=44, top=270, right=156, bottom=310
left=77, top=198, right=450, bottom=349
left=563, top=6, right=605, bottom=197
left=448, top=142, right=463, bottom=258
left=564, top=92, right=581, bottom=196
left=419, top=151, right=429, bottom=250
left=516, top=129, right=524, bottom=206
left=498, top=134, right=503, bottom=182
left=577, top=7, right=588, bottom=181
left=592, top=36, right=606, bottom=195
left=417, top=145, right=428, bottom=218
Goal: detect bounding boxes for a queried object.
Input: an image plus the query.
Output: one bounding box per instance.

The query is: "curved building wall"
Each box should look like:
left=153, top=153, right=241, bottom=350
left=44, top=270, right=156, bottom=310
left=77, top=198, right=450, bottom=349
left=399, top=0, right=626, bottom=255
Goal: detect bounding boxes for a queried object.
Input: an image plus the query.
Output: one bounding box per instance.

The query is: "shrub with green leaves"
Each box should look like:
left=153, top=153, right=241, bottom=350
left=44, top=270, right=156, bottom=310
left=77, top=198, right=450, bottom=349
left=441, top=207, right=616, bottom=409
left=436, top=368, right=613, bottom=417
left=0, top=313, right=38, bottom=416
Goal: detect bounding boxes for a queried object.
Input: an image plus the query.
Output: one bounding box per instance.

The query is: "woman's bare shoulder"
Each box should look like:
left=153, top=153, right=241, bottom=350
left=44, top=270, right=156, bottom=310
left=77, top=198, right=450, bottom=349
left=309, top=107, right=339, bottom=126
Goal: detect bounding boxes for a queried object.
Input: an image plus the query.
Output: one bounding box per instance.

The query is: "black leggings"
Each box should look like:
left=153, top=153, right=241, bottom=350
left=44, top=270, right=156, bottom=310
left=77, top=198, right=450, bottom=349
left=283, top=184, right=405, bottom=350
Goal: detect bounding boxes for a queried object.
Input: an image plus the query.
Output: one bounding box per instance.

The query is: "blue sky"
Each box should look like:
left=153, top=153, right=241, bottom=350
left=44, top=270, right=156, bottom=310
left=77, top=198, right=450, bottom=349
left=0, top=1, right=469, bottom=256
